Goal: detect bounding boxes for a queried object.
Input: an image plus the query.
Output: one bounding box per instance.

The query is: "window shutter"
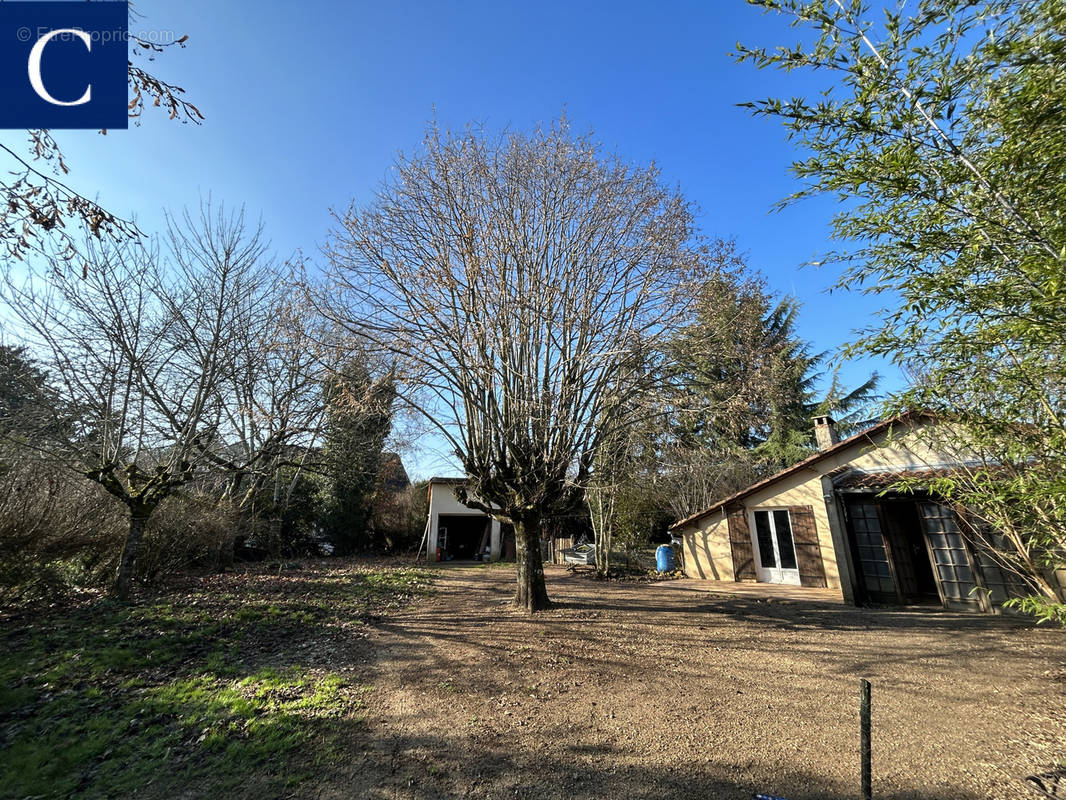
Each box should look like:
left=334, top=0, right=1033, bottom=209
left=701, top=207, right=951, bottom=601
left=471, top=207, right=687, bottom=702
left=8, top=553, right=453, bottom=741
left=727, top=507, right=757, bottom=581
left=789, top=505, right=827, bottom=588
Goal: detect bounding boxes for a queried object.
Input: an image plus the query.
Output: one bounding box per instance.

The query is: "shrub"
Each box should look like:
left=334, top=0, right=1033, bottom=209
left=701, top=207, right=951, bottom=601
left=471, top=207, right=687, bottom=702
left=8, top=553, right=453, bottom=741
left=136, top=492, right=243, bottom=583
left=0, top=457, right=124, bottom=604
left=369, top=482, right=426, bottom=553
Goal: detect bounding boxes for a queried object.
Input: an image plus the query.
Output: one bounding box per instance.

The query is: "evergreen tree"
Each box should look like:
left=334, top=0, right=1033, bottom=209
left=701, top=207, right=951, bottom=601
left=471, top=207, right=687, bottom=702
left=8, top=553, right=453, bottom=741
left=667, top=250, right=877, bottom=480
left=594, top=244, right=877, bottom=552
left=0, top=346, right=52, bottom=440
left=319, top=360, right=395, bottom=554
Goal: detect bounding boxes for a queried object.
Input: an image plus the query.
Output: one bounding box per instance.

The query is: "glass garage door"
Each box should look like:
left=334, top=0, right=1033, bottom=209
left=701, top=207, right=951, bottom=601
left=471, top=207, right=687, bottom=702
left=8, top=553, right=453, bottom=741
left=846, top=502, right=897, bottom=601
left=917, top=502, right=981, bottom=609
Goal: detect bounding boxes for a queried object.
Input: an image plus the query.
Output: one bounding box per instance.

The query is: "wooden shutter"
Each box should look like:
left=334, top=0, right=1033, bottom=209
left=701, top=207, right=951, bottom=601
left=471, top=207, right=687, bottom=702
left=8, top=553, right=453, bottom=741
left=727, top=507, right=757, bottom=581
left=789, top=505, right=827, bottom=588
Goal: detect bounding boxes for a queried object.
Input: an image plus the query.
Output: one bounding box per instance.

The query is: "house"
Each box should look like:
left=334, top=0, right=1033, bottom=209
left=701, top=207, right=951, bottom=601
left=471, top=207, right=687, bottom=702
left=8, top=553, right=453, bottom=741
left=670, top=414, right=1066, bottom=612
left=423, top=478, right=503, bottom=561
left=377, top=452, right=411, bottom=493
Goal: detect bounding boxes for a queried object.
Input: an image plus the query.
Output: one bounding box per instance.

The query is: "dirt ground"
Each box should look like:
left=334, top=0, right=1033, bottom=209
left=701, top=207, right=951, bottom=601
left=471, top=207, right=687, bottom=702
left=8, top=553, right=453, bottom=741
left=334, top=564, right=1066, bottom=800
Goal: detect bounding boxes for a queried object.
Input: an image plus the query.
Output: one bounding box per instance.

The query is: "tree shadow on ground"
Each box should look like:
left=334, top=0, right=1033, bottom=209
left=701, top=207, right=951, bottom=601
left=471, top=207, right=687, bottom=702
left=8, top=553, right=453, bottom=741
left=356, top=564, right=1062, bottom=800
left=307, top=720, right=992, bottom=800
left=367, top=562, right=1058, bottom=693
left=4, top=562, right=1056, bottom=800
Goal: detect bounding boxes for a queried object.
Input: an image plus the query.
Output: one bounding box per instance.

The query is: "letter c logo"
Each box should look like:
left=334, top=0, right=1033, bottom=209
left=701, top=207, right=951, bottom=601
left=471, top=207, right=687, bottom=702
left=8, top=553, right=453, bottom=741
left=27, top=28, right=92, bottom=107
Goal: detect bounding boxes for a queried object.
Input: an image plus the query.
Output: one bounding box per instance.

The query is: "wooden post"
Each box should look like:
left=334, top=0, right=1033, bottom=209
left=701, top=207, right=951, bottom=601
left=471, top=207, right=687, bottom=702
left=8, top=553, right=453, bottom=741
left=860, top=678, right=872, bottom=800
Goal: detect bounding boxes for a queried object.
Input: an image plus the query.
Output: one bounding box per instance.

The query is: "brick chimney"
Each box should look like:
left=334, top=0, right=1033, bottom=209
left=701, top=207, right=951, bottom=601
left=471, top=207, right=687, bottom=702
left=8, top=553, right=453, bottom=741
left=813, top=415, right=840, bottom=451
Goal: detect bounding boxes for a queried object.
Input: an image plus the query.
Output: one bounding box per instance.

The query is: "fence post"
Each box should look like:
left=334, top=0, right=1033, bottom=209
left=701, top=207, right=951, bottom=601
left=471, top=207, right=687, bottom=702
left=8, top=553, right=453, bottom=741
left=860, top=678, right=872, bottom=800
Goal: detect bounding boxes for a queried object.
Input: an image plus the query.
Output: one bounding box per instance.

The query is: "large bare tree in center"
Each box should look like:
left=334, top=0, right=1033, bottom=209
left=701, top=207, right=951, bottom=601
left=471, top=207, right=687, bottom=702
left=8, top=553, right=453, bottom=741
left=325, top=120, right=702, bottom=610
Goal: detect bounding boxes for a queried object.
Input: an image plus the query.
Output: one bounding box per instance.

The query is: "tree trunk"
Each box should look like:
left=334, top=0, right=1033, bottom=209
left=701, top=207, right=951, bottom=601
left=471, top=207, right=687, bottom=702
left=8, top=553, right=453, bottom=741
left=114, top=507, right=150, bottom=601
left=268, top=515, right=283, bottom=561
left=513, top=512, right=550, bottom=611
left=588, top=488, right=614, bottom=578
left=214, top=533, right=235, bottom=573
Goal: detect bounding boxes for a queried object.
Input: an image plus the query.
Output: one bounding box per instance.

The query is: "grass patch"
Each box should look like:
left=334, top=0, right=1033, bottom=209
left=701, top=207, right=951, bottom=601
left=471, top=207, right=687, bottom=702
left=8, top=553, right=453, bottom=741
left=0, top=561, right=432, bottom=799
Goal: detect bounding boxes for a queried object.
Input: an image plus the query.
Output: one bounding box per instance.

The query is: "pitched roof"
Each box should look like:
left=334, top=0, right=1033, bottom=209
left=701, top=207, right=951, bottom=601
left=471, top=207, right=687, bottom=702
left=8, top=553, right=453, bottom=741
left=378, top=453, right=411, bottom=492
left=668, top=414, right=919, bottom=531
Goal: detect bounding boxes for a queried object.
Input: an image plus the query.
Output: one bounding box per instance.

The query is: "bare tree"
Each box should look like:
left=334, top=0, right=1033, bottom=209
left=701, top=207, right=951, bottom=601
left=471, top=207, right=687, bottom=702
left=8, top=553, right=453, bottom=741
left=587, top=458, right=621, bottom=577
left=157, top=206, right=340, bottom=566
left=658, top=444, right=760, bottom=522
left=164, top=208, right=335, bottom=534
left=0, top=206, right=271, bottom=599
left=323, top=119, right=706, bottom=610
left=209, top=295, right=340, bottom=561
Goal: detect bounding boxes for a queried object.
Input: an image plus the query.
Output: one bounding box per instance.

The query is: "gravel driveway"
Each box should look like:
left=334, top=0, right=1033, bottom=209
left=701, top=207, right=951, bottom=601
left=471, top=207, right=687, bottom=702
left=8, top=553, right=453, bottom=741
left=336, top=564, right=1066, bottom=800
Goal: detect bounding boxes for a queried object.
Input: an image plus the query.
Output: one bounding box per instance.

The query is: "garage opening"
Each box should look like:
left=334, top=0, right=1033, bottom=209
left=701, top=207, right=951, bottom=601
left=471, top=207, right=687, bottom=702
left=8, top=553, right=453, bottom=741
left=845, top=498, right=955, bottom=606
left=880, top=500, right=940, bottom=604
left=843, top=495, right=1030, bottom=612
left=437, top=515, right=490, bottom=560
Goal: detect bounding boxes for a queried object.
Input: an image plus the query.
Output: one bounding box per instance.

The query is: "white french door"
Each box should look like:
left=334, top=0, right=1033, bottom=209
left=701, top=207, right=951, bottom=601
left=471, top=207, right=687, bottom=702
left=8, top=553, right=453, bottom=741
left=751, top=509, right=801, bottom=585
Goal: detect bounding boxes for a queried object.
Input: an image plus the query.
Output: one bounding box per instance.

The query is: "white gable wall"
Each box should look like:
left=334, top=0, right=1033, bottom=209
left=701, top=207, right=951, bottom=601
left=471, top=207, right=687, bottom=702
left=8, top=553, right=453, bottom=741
left=426, top=481, right=501, bottom=561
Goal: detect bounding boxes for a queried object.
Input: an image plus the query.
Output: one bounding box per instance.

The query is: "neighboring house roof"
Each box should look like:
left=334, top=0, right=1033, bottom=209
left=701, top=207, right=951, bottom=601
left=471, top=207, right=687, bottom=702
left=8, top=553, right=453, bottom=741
left=378, top=453, right=411, bottom=493
left=429, top=476, right=467, bottom=485
left=669, top=414, right=924, bottom=531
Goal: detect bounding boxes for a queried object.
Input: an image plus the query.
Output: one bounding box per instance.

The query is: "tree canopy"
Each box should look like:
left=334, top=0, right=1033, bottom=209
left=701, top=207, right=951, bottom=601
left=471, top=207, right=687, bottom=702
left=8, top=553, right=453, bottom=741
left=324, top=119, right=711, bottom=610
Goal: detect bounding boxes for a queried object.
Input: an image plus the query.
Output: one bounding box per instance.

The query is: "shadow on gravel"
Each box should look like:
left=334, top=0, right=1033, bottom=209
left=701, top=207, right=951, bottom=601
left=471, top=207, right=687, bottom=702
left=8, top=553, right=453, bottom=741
left=547, top=581, right=1032, bottom=633
left=327, top=565, right=1054, bottom=800
left=689, top=595, right=1035, bottom=631
left=326, top=724, right=985, bottom=800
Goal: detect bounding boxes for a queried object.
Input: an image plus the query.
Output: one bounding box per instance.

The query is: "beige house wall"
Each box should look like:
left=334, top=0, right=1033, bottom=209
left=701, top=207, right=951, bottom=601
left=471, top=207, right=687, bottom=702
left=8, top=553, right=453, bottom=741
left=844, top=424, right=968, bottom=473
left=682, top=513, right=733, bottom=581
left=742, top=469, right=842, bottom=592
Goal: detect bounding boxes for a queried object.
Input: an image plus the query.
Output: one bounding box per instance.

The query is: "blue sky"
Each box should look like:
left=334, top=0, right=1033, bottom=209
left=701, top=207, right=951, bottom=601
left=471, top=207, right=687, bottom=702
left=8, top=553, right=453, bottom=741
left=2, top=0, right=901, bottom=478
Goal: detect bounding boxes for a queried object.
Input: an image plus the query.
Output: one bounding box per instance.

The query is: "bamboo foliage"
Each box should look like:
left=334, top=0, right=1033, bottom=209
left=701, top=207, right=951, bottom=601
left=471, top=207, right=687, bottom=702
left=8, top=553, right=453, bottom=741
left=739, top=0, right=1066, bottom=621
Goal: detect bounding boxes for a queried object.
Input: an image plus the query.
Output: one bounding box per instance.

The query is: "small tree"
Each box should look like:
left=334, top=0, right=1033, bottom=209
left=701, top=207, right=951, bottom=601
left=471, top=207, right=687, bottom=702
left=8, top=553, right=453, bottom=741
left=586, top=399, right=666, bottom=576
left=324, top=119, right=709, bottom=610
left=589, top=465, right=669, bottom=575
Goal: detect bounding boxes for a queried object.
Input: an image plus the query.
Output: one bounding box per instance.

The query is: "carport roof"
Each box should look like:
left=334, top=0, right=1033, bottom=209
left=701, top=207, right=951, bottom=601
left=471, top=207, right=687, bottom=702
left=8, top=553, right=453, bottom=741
left=832, top=466, right=954, bottom=491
